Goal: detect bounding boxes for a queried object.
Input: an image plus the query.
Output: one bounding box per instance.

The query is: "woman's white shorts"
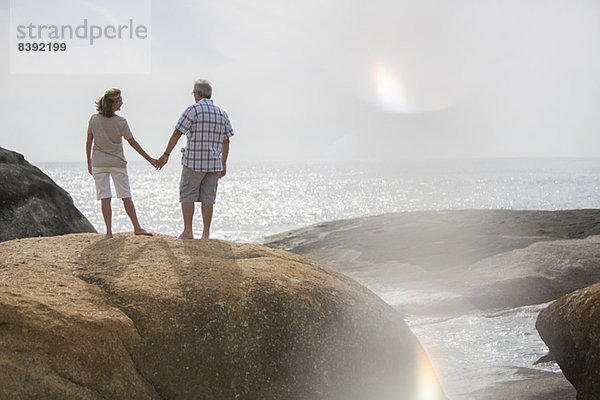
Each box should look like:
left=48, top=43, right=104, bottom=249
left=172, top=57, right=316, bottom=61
left=92, top=166, right=132, bottom=200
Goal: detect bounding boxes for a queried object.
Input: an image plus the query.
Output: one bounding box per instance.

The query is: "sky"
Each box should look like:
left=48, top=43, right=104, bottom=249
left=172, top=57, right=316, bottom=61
left=1, top=0, right=600, bottom=163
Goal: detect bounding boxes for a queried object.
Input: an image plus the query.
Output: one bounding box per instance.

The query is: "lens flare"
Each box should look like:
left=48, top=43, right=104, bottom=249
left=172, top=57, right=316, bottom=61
left=418, top=353, right=444, bottom=400
left=373, top=64, right=409, bottom=113
left=373, top=63, right=454, bottom=114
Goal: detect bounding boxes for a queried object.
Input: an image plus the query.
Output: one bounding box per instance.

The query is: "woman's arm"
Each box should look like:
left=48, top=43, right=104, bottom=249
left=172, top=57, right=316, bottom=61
left=127, top=137, right=159, bottom=168
left=86, top=133, right=93, bottom=175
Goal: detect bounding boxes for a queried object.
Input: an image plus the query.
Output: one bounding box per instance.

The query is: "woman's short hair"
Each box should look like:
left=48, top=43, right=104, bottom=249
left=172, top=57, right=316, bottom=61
left=96, top=88, right=122, bottom=117
left=193, top=80, right=212, bottom=99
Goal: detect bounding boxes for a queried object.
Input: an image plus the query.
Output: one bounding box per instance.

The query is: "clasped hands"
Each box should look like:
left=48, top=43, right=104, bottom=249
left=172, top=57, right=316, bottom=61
left=148, top=154, right=169, bottom=170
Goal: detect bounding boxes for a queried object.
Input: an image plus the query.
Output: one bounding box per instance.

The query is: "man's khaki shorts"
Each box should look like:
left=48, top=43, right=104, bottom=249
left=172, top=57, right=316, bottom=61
left=179, top=166, right=220, bottom=204
left=92, top=166, right=132, bottom=200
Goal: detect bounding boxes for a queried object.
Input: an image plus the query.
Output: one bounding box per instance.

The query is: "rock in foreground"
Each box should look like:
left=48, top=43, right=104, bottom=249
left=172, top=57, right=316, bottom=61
left=536, top=283, right=600, bottom=400
left=0, top=233, right=446, bottom=400
left=0, top=146, right=96, bottom=242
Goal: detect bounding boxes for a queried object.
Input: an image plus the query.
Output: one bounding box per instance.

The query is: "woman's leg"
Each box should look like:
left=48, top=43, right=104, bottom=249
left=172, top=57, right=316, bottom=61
left=112, top=167, right=152, bottom=236
left=101, top=198, right=113, bottom=238
left=122, top=197, right=152, bottom=236
left=92, top=167, right=113, bottom=238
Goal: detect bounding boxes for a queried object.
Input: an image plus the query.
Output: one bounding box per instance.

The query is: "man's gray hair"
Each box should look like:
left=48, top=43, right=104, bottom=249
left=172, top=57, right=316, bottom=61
left=193, top=80, right=212, bottom=99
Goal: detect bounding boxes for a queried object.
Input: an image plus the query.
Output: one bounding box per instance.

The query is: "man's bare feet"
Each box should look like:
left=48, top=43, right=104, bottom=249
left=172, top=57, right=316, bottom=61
left=134, top=229, right=153, bottom=236
left=200, top=234, right=209, bottom=240
left=104, top=233, right=113, bottom=239
left=178, top=232, right=194, bottom=240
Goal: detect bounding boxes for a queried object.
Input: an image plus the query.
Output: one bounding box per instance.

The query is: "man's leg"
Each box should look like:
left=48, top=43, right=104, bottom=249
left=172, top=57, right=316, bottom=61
left=122, top=197, right=152, bottom=236
left=200, top=202, right=213, bottom=239
left=179, top=201, right=195, bottom=239
left=101, top=198, right=113, bottom=239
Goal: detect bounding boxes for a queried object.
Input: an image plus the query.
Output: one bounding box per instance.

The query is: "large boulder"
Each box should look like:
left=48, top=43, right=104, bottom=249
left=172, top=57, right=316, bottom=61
left=0, top=146, right=96, bottom=241
left=0, top=233, right=446, bottom=400
left=536, top=283, right=600, bottom=400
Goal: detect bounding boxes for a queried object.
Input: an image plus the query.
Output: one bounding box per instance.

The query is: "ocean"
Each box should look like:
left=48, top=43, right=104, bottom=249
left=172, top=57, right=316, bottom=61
left=38, top=158, right=600, bottom=398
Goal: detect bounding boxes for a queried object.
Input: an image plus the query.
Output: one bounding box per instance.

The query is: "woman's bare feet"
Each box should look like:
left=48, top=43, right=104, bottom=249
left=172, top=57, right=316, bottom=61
left=134, top=228, right=153, bottom=236
left=104, top=233, right=113, bottom=239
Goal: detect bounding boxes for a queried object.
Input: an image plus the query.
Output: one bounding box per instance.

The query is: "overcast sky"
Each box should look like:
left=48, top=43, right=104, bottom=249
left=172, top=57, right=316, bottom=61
left=1, top=0, right=599, bottom=163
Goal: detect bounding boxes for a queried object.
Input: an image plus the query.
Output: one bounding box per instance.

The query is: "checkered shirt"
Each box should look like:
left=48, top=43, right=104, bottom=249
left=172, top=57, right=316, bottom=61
left=175, top=99, right=234, bottom=172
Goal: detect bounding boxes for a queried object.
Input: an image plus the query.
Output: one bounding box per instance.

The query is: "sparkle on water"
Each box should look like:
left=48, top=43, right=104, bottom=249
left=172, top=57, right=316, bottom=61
left=41, top=158, right=600, bottom=243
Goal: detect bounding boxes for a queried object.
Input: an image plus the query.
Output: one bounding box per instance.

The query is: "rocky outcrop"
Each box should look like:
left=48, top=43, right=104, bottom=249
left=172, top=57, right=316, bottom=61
left=452, top=235, right=600, bottom=309
left=264, top=210, right=600, bottom=271
left=0, top=233, right=446, bottom=400
left=0, top=147, right=96, bottom=242
left=536, top=283, right=600, bottom=400
left=265, top=210, right=600, bottom=311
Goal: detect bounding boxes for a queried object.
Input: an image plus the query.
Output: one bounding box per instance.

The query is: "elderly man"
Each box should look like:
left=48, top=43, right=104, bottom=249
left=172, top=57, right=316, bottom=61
left=158, top=80, right=234, bottom=239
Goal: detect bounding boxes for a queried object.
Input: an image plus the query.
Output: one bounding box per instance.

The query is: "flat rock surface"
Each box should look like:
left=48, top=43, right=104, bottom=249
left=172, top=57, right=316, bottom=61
left=467, top=368, right=576, bottom=400
left=265, top=209, right=600, bottom=311
left=0, top=233, right=445, bottom=400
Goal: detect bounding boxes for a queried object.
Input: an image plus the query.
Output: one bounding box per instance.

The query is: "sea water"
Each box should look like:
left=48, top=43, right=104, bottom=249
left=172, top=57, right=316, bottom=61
left=38, top=158, right=600, bottom=398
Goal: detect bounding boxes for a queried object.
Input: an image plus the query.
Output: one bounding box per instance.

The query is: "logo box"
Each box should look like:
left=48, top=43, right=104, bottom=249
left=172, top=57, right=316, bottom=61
left=10, top=0, right=151, bottom=74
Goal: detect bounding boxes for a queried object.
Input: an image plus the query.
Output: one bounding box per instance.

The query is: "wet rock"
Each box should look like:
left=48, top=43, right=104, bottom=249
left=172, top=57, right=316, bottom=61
left=0, top=146, right=96, bottom=242
left=533, top=351, right=556, bottom=365
left=0, top=233, right=446, bottom=400
left=536, top=283, right=600, bottom=400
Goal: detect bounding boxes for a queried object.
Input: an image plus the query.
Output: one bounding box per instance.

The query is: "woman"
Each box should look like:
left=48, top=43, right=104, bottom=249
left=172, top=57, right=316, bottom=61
left=86, top=88, right=157, bottom=238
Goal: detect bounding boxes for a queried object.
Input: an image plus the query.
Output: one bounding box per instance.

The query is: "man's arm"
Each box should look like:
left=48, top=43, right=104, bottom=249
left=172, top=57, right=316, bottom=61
left=220, top=138, right=230, bottom=178
left=86, top=132, right=93, bottom=175
left=158, top=129, right=184, bottom=169
left=127, top=137, right=159, bottom=168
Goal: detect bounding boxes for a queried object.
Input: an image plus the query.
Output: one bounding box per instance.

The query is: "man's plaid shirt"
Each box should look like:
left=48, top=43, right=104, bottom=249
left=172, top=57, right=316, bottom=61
left=176, top=99, right=234, bottom=172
